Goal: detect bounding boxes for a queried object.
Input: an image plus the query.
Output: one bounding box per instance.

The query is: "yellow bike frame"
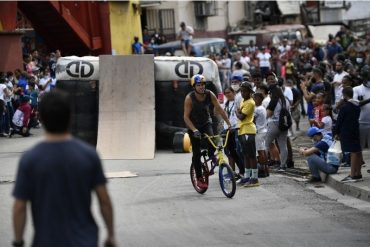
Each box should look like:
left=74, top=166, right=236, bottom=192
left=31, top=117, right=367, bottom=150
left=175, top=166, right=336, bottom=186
left=203, top=130, right=230, bottom=165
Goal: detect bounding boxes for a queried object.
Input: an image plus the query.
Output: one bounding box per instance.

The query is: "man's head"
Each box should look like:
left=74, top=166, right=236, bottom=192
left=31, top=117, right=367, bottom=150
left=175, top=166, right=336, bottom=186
left=240, top=81, right=254, bottom=99
left=307, top=127, right=323, bottom=142
left=361, top=64, right=370, bottom=88
left=39, top=90, right=71, bottom=134
left=180, top=22, right=186, bottom=30
left=312, top=67, right=323, bottom=81
left=266, top=71, right=278, bottom=86
left=190, top=74, right=206, bottom=94
left=231, top=75, right=243, bottom=92
left=251, top=71, right=262, bottom=87
left=342, top=86, right=353, bottom=100
left=335, top=61, right=344, bottom=73
left=134, top=36, right=139, bottom=42
left=253, top=92, right=264, bottom=106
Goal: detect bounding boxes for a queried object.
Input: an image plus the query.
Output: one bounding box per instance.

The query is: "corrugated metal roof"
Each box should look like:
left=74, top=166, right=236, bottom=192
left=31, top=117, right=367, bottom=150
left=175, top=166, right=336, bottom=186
left=277, top=0, right=301, bottom=16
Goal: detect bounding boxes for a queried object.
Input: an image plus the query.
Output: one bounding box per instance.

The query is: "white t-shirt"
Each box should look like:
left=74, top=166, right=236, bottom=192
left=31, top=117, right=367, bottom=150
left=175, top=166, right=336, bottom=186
left=178, top=26, right=193, bottom=41
left=234, top=92, right=242, bottom=111
left=262, top=95, right=271, bottom=109
left=278, top=44, right=291, bottom=53
left=257, top=52, right=271, bottom=68
left=321, top=116, right=332, bottom=136
left=283, top=86, right=294, bottom=103
left=353, top=84, right=370, bottom=124
left=332, top=71, right=348, bottom=103
left=39, top=77, right=56, bottom=92
left=12, top=109, right=24, bottom=127
left=0, top=84, right=7, bottom=101
left=223, top=100, right=238, bottom=129
left=254, top=105, right=267, bottom=133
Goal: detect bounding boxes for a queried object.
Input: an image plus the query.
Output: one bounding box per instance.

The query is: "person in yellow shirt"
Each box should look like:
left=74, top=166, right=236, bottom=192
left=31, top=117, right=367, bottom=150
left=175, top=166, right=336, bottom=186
left=236, top=81, right=259, bottom=187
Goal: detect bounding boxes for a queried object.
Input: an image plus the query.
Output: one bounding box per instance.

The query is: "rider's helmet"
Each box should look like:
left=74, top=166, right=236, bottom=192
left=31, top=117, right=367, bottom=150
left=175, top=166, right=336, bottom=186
left=190, top=74, right=206, bottom=87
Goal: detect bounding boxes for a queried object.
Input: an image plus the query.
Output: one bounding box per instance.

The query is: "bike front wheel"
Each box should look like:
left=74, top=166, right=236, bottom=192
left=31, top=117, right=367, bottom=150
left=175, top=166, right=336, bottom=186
left=218, top=163, right=236, bottom=198
left=190, top=162, right=209, bottom=194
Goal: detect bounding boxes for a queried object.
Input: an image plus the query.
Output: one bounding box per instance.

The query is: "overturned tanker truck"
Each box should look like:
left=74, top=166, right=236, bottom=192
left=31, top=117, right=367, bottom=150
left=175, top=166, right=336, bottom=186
left=56, top=56, right=222, bottom=152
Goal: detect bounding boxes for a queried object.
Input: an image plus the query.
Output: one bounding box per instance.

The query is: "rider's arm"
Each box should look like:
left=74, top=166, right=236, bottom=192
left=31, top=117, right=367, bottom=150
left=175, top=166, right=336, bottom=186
left=183, top=95, right=197, bottom=132
left=210, top=92, right=231, bottom=128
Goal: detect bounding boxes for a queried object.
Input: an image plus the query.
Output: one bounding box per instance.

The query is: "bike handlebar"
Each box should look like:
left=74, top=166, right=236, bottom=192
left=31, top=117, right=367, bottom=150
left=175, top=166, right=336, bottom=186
left=202, top=129, right=231, bottom=149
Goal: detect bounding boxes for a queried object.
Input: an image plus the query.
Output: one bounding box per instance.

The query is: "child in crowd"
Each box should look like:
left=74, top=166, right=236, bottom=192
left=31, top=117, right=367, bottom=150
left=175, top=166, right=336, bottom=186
left=310, top=93, right=324, bottom=126
left=316, top=104, right=333, bottom=136
left=236, top=82, right=258, bottom=187
left=223, top=87, right=244, bottom=178
left=253, top=93, right=269, bottom=177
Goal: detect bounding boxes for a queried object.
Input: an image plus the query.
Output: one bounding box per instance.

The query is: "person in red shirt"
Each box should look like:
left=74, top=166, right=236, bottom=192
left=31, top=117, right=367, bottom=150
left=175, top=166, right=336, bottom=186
left=10, top=95, right=33, bottom=137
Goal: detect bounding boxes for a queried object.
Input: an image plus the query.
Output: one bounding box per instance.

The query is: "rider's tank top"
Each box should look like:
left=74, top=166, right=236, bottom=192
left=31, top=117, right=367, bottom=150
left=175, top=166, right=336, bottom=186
left=189, top=90, right=212, bottom=129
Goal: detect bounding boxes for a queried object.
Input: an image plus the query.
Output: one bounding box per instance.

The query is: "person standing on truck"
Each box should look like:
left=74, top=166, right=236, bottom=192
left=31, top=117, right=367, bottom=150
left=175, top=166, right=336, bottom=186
left=177, top=22, right=194, bottom=56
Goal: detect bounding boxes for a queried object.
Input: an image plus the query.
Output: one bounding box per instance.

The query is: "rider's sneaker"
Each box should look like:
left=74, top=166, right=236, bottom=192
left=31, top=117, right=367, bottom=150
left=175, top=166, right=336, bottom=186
left=196, top=178, right=208, bottom=189
left=243, top=178, right=260, bottom=188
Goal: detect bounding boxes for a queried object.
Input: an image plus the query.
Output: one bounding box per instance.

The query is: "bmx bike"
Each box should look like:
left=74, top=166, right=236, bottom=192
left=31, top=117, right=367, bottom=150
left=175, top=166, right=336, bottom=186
left=190, top=130, right=236, bottom=198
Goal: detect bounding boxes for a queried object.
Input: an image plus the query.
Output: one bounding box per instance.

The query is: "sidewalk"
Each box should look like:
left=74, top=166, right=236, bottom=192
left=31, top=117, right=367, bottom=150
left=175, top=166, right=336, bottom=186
left=291, top=119, right=370, bottom=203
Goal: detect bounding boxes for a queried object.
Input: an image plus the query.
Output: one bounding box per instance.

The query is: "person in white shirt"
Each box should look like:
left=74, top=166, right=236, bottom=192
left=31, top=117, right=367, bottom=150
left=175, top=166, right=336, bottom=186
left=39, top=69, right=56, bottom=93
left=177, top=22, right=194, bottom=56
left=0, top=77, right=12, bottom=136
left=253, top=92, right=269, bottom=177
left=231, top=61, right=249, bottom=79
left=278, top=39, right=291, bottom=54
left=317, top=104, right=333, bottom=136
left=353, top=65, right=370, bottom=149
left=332, top=61, right=348, bottom=104
left=232, top=51, right=250, bottom=71
left=223, top=87, right=244, bottom=177
left=256, top=48, right=271, bottom=78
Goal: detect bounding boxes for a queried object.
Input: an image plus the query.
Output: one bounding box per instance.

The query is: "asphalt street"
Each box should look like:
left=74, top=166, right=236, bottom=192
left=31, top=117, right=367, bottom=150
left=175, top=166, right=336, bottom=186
left=1, top=130, right=370, bottom=247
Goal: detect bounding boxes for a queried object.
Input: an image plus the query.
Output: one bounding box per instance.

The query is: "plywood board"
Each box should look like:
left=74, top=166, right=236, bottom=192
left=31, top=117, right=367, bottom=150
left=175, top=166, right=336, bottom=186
left=97, top=55, right=155, bottom=159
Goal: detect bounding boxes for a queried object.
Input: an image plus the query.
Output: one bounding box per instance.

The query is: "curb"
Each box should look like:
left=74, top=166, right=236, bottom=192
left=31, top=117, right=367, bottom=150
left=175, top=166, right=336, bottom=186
left=326, top=174, right=370, bottom=202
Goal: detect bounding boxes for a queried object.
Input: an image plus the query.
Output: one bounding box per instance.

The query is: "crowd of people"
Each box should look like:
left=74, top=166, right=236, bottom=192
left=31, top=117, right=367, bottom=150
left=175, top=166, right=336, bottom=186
left=0, top=49, right=61, bottom=138
left=205, top=27, right=370, bottom=185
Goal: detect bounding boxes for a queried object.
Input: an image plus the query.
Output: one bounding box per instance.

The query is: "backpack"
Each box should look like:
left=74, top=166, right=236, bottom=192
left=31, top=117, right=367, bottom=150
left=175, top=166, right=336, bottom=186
left=278, top=99, right=292, bottom=131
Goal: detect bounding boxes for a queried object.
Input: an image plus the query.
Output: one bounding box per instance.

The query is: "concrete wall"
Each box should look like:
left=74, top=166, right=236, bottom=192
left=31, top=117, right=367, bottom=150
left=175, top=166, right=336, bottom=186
left=97, top=55, right=155, bottom=159
left=109, top=1, right=142, bottom=55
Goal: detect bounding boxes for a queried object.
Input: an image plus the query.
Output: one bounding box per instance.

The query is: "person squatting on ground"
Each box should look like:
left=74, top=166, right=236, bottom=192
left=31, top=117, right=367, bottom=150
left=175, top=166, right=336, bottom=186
left=236, top=81, right=259, bottom=187
left=299, top=127, right=339, bottom=182
left=12, top=90, right=116, bottom=247
left=184, top=74, right=231, bottom=189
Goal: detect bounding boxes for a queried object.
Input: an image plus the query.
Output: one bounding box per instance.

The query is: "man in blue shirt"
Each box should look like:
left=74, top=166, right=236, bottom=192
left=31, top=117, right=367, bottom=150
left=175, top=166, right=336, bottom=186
left=12, top=90, right=116, bottom=247
left=299, top=127, right=339, bottom=182
left=132, top=36, right=144, bottom=54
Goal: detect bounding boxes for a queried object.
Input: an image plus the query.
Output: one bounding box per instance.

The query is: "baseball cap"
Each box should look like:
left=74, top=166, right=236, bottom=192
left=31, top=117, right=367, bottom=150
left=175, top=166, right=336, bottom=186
left=307, top=127, right=323, bottom=137
left=231, top=75, right=243, bottom=82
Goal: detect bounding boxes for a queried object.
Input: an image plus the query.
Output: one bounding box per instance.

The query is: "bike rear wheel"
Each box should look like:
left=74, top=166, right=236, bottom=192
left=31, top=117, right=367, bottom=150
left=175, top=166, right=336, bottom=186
left=218, top=163, right=236, bottom=198
left=190, top=162, right=209, bottom=194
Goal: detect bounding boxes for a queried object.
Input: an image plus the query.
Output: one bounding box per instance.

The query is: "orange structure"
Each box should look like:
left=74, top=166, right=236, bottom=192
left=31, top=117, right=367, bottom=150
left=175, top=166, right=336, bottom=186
left=0, top=1, right=112, bottom=71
